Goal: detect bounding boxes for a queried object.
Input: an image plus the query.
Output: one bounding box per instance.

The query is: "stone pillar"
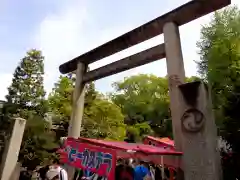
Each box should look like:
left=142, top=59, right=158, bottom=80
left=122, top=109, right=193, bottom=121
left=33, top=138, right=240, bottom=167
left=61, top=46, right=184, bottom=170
left=67, top=62, right=87, bottom=179
left=68, top=62, right=87, bottom=137
left=163, top=22, right=185, bottom=151
left=0, top=118, right=26, bottom=180
left=179, top=82, right=222, bottom=180
left=163, top=22, right=186, bottom=180
left=9, top=162, right=21, bottom=180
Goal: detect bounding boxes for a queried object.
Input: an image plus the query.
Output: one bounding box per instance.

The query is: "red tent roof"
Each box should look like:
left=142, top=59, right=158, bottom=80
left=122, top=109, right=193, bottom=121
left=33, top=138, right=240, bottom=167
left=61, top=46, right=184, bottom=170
left=59, top=137, right=183, bottom=168
left=145, top=136, right=175, bottom=147
left=78, top=137, right=181, bottom=156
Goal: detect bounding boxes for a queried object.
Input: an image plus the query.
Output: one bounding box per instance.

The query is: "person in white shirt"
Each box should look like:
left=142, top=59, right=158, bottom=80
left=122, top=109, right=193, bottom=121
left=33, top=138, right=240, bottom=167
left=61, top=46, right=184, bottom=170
left=46, top=160, right=68, bottom=180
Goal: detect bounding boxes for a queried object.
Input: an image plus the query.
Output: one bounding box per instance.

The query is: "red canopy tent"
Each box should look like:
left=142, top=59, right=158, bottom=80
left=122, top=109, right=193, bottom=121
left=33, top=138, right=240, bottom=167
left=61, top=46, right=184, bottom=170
left=76, top=137, right=182, bottom=168
left=59, top=137, right=182, bottom=180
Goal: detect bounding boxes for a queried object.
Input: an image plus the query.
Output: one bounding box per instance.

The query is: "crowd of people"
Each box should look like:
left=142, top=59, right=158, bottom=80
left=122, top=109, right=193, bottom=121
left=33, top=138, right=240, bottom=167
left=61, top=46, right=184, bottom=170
left=19, top=158, right=175, bottom=180
left=19, top=159, right=68, bottom=180
left=71, top=158, right=175, bottom=180
left=115, top=159, right=176, bottom=180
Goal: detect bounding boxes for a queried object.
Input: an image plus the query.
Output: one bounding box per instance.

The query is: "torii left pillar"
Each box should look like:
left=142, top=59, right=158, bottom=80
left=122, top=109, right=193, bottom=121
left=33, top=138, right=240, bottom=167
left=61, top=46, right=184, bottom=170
left=67, top=62, right=87, bottom=178
left=163, top=22, right=185, bottom=180
left=68, top=62, right=87, bottom=137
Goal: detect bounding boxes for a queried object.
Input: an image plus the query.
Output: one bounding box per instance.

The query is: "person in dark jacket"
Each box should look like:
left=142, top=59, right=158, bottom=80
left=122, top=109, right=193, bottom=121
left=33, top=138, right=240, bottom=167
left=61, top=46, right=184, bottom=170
left=115, top=164, right=134, bottom=180
left=38, top=165, right=50, bottom=180
left=19, top=170, right=32, bottom=180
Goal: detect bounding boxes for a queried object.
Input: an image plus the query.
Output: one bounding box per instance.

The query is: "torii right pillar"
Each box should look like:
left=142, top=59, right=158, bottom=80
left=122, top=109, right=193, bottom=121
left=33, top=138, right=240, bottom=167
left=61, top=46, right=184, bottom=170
left=163, top=22, right=222, bottom=180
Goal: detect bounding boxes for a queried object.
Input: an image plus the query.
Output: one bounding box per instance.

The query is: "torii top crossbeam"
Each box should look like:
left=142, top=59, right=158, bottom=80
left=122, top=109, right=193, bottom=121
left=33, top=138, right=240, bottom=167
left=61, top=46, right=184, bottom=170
left=59, top=0, right=230, bottom=74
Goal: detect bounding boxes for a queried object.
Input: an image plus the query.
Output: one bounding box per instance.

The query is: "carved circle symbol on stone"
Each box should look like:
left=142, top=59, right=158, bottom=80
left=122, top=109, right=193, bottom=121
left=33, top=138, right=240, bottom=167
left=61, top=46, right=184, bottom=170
left=181, top=108, right=205, bottom=133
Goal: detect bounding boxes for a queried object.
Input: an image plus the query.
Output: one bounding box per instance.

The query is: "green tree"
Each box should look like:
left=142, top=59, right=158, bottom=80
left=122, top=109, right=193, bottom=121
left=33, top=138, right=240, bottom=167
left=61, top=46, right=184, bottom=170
left=197, top=6, right=240, bottom=179
left=48, top=75, right=74, bottom=138
left=85, top=81, right=98, bottom=107
left=82, top=95, right=125, bottom=140
left=48, top=74, right=99, bottom=138
left=6, top=49, right=47, bottom=118
left=186, top=76, right=200, bottom=83
left=48, top=75, right=125, bottom=140
left=111, top=74, right=201, bottom=139
left=48, top=75, right=74, bottom=121
left=197, top=6, right=240, bottom=131
left=111, top=74, right=170, bottom=137
left=4, top=49, right=56, bottom=169
left=124, top=122, right=153, bottom=143
left=19, top=115, right=57, bottom=170
left=197, top=6, right=240, bottom=120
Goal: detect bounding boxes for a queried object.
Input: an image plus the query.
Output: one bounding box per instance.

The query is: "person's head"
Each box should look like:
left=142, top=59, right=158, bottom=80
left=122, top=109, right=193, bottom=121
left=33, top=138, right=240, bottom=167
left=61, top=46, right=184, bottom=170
left=52, top=159, right=60, bottom=165
left=117, top=158, right=124, bottom=165
left=139, top=161, right=149, bottom=169
left=131, top=159, right=137, bottom=168
left=124, top=159, right=130, bottom=165
left=149, top=162, right=155, bottom=168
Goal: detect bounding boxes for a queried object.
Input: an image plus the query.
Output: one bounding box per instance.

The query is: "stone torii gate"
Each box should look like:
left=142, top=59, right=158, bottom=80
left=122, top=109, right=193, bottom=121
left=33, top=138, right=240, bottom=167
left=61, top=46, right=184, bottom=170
left=59, top=0, right=230, bottom=179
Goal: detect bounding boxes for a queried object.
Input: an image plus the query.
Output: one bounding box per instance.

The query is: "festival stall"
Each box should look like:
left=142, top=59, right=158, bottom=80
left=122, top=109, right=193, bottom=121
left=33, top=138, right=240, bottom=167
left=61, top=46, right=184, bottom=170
left=143, top=136, right=175, bottom=150
left=59, top=137, right=182, bottom=180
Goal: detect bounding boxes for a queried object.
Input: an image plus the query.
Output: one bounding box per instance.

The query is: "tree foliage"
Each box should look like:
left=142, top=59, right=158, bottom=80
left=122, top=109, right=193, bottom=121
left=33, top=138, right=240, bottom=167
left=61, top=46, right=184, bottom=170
left=197, top=6, right=240, bottom=118
left=48, top=75, right=125, bottom=141
left=4, top=49, right=57, bottom=169
left=48, top=75, right=74, bottom=138
left=48, top=75, right=74, bottom=122
left=6, top=49, right=47, bottom=118
left=19, top=115, right=57, bottom=170
left=82, top=95, right=125, bottom=140
left=111, top=74, right=170, bottom=138
left=197, top=6, right=240, bottom=179
left=111, top=74, right=200, bottom=140
left=197, top=5, right=240, bottom=139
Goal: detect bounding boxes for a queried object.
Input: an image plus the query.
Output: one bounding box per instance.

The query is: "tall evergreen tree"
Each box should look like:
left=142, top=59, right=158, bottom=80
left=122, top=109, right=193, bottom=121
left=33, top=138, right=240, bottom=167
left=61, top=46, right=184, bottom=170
left=6, top=49, right=47, bottom=118
left=4, top=49, right=56, bottom=170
